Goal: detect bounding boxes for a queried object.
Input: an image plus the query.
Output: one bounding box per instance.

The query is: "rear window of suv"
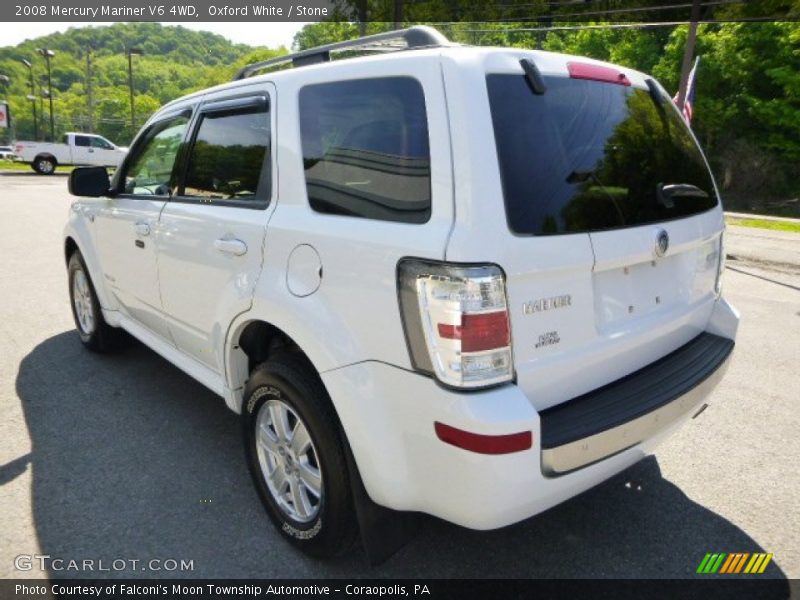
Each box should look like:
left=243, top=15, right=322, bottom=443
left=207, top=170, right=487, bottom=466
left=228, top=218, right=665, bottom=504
left=487, top=74, right=718, bottom=235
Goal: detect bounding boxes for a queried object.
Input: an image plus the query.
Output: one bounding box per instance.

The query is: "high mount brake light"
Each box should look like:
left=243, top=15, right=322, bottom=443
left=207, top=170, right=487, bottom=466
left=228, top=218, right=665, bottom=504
left=398, top=260, right=514, bottom=388
left=568, top=62, right=631, bottom=86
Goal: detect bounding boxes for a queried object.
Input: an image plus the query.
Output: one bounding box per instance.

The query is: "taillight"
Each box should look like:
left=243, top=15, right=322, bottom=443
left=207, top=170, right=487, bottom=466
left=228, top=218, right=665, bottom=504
left=397, top=259, right=514, bottom=388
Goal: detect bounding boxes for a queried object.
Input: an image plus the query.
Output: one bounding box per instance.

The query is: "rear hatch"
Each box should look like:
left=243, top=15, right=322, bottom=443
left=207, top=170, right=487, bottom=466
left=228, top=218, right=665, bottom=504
left=484, top=58, right=723, bottom=410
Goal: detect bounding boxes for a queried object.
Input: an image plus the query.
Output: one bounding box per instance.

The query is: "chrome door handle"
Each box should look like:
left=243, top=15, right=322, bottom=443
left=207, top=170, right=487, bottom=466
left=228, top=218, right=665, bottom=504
left=135, top=222, right=151, bottom=236
left=214, top=238, right=247, bottom=256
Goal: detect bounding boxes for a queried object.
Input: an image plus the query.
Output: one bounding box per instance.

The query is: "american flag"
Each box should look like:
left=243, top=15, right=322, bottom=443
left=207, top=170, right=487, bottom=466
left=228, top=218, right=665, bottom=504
left=674, top=56, right=700, bottom=123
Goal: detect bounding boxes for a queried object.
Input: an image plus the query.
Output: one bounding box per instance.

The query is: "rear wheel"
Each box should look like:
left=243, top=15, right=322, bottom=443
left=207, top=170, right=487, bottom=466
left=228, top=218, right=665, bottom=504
left=33, top=156, right=56, bottom=174
left=68, top=251, right=118, bottom=352
left=243, top=354, right=357, bottom=558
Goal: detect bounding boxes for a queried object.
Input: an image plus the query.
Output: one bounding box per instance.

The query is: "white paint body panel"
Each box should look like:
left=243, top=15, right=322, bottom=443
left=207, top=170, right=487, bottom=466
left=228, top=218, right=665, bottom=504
left=64, top=44, right=739, bottom=530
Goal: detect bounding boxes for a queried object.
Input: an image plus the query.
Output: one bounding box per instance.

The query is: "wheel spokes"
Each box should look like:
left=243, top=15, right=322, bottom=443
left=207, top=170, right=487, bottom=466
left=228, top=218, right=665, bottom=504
left=289, top=477, right=312, bottom=519
left=269, top=464, right=288, bottom=494
left=298, top=462, right=322, bottom=498
left=269, top=403, right=291, bottom=442
left=257, top=423, right=280, bottom=454
left=255, top=398, right=323, bottom=524
left=291, top=421, right=312, bottom=456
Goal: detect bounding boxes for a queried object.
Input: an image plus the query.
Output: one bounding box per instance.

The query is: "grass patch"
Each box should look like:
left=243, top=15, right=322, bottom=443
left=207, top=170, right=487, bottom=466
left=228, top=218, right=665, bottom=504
left=0, top=159, right=72, bottom=173
left=726, top=217, right=800, bottom=233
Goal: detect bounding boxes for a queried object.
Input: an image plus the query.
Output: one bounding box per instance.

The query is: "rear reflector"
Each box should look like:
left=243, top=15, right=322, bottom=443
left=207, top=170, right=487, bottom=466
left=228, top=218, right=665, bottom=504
left=568, top=62, right=631, bottom=86
left=434, top=422, right=532, bottom=455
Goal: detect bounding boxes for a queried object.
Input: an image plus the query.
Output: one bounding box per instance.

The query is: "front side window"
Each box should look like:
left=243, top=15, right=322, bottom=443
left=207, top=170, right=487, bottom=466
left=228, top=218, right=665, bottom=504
left=181, top=106, right=269, bottom=203
left=299, top=77, right=431, bottom=224
left=121, top=114, right=190, bottom=196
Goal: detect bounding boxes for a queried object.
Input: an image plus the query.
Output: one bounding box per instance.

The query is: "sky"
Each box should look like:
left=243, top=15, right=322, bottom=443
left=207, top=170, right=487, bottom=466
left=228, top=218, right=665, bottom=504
left=0, top=22, right=309, bottom=49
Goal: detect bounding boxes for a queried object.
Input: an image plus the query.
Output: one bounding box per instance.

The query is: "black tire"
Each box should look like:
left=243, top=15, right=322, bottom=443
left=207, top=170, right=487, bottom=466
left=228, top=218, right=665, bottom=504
left=243, top=354, right=358, bottom=558
left=67, top=251, right=119, bottom=352
left=34, top=156, right=56, bottom=175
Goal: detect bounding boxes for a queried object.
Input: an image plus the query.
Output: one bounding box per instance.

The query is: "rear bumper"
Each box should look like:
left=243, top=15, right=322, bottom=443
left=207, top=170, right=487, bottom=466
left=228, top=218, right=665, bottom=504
left=322, top=297, right=738, bottom=530
left=540, top=332, right=734, bottom=475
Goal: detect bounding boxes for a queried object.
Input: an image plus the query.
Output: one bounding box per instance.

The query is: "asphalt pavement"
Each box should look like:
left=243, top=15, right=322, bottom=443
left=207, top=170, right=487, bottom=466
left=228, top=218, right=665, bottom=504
left=0, top=174, right=798, bottom=582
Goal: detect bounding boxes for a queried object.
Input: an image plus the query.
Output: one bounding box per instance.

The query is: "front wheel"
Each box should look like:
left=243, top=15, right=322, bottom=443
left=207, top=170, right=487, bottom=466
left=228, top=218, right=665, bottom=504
left=243, top=355, right=357, bottom=558
left=68, top=251, right=118, bottom=352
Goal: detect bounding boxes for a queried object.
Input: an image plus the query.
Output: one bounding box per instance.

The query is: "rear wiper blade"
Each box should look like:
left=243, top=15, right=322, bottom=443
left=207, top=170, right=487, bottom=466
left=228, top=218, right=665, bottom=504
left=520, top=58, right=546, bottom=95
left=657, top=183, right=708, bottom=208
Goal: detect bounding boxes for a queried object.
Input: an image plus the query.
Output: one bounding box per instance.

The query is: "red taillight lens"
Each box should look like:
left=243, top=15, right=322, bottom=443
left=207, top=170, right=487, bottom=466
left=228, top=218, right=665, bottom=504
left=437, top=312, right=510, bottom=352
left=434, top=422, right=532, bottom=454
left=568, top=62, right=631, bottom=86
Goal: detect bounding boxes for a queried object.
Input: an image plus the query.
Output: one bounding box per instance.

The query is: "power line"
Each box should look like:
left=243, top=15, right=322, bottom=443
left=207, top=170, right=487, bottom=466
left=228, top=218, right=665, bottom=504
left=456, top=15, right=784, bottom=33
left=429, top=0, right=745, bottom=25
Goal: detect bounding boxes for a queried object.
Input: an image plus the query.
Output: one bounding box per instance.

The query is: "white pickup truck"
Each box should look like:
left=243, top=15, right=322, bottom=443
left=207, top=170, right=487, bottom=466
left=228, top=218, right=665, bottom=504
left=15, top=132, right=128, bottom=174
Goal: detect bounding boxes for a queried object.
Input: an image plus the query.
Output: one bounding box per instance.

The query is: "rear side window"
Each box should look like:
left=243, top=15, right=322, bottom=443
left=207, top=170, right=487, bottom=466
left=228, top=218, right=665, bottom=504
left=487, top=74, right=718, bottom=235
left=91, top=137, right=113, bottom=149
left=299, top=77, right=431, bottom=224
left=182, top=106, right=270, bottom=204
left=74, top=136, right=90, bottom=147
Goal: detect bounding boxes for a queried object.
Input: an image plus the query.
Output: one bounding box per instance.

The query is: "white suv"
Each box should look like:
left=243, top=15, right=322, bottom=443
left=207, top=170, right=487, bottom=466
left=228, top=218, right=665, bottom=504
left=64, top=27, right=738, bottom=559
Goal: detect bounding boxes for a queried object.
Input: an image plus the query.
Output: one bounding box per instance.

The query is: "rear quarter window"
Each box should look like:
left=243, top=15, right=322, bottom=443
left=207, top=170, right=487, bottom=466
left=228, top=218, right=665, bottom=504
left=298, top=77, right=431, bottom=224
left=487, top=74, right=719, bottom=235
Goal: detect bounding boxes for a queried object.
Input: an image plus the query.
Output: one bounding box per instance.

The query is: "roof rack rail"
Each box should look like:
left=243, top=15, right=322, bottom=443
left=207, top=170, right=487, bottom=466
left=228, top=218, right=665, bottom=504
left=233, top=26, right=452, bottom=81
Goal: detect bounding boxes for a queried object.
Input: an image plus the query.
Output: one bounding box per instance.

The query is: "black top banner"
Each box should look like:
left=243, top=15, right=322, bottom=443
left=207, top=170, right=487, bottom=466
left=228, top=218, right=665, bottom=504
left=1, top=0, right=797, bottom=23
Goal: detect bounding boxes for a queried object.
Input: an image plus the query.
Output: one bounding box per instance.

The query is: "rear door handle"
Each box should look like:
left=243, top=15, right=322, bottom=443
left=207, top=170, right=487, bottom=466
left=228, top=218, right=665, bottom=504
left=214, top=238, right=247, bottom=256
left=134, top=222, right=151, bottom=236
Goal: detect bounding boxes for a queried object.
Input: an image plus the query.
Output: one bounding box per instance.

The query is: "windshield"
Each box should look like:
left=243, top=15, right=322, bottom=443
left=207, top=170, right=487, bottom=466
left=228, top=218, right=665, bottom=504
left=487, top=74, right=718, bottom=235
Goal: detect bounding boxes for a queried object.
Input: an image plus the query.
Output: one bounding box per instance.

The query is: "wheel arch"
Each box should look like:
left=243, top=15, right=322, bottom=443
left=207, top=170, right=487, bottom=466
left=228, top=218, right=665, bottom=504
left=64, top=236, right=79, bottom=266
left=34, top=153, right=58, bottom=166
left=224, top=316, right=334, bottom=415
left=62, top=232, right=115, bottom=312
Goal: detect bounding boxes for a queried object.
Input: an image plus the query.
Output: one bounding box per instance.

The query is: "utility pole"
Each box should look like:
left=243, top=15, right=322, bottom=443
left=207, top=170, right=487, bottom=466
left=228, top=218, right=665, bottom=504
left=393, top=0, right=403, bottom=30
left=676, top=0, right=701, bottom=111
left=21, top=59, right=38, bottom=140
left=39, top=88, right=46, bottom=139
left=86, top=49, right=95, bottom=133
left=127, top=48, right=143, bottom=138
left=36, top=48, right=55, bottom=141
left=356, top=0, right=367, bottom=36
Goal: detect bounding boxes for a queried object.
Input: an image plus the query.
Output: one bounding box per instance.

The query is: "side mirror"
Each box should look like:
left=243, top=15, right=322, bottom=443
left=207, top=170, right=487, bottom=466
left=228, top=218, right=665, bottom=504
left=69, top=166, right=111, bottom=197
